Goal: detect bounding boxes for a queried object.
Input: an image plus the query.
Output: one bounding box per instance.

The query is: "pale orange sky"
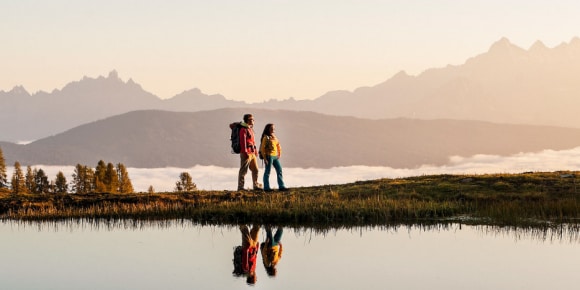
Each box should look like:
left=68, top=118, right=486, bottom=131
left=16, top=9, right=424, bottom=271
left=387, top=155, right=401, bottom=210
left=2, top=0, right=580, bottom=102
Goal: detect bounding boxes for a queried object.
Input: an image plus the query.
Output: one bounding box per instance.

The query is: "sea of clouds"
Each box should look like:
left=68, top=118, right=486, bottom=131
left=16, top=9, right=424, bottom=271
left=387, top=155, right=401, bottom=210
left=8, top=147, right=580, bottom=192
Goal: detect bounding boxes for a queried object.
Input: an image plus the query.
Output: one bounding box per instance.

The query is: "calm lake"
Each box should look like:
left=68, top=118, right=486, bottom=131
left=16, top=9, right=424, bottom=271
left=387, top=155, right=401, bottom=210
left=2, top=220, right=580, bottom=290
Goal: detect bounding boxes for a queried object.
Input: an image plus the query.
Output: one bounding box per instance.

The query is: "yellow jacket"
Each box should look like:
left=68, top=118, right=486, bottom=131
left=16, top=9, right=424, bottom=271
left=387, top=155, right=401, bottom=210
left=260, top=135, right=282, bottom=158
left=261, top=243, right=283, bottom=267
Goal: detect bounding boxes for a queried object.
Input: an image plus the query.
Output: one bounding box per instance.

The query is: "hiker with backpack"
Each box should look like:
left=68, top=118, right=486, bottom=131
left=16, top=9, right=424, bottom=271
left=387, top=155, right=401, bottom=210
left=232, top=224, right=261, bottom=285
left=231, top=114, right=262, bottom=191
left=239, top=224, right=261, bottom=284
left=259, top=123, right=288, bottom=192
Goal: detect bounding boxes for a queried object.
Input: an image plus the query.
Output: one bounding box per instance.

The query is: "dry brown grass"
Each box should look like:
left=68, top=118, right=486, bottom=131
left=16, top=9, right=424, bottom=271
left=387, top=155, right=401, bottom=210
left=1, top=171, right=580, bottom=226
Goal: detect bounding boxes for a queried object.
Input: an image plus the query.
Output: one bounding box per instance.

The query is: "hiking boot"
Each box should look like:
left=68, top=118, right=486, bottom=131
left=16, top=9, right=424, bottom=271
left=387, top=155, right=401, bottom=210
left=253, top=183, right=263, bottom=190
left=279, top=187, right=289, bottom=192
left=264, top=188, right=273, bottom=192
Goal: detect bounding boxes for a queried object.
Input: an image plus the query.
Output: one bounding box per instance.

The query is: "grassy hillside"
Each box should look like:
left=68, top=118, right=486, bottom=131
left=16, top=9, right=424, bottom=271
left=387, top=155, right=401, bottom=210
left=1, top=171, right=580, bottom=226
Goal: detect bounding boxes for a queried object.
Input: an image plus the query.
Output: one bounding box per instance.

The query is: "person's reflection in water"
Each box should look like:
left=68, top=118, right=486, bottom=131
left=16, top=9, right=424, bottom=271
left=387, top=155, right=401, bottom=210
left=233, top=224, right=260, bottom=285
left=260, top=226, right=283, bottom=277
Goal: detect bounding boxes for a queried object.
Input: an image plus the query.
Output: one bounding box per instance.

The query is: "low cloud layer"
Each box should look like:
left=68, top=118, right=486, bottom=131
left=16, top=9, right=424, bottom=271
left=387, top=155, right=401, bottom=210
left=7, top=147, right=580, bottom=192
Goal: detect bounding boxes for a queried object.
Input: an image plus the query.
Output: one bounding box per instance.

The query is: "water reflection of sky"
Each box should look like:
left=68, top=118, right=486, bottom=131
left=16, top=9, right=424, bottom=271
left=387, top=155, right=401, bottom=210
left=1, top=221, right=580, bottom=290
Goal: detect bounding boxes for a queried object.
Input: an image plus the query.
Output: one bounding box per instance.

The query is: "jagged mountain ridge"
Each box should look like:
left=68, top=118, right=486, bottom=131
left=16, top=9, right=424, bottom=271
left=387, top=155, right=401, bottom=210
left=2, top=37, right=580, bottom=142
left=256, top=37, right=580, bottom=124
left=0, top=71, right=243, bottom=142
left=3, top=109, right=580, bottom=169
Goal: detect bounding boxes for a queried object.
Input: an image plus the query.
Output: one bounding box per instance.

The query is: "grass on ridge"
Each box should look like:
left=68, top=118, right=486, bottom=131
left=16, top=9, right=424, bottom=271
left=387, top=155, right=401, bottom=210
left=1, top=171, right=579, bottom=226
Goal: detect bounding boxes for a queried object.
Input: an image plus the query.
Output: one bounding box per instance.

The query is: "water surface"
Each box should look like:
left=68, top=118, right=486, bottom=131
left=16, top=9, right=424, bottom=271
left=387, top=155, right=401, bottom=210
left=2, top=220, right=579, bottom=290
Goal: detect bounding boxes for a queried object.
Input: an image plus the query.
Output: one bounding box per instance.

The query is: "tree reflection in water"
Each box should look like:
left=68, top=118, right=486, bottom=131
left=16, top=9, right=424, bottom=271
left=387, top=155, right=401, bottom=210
left=3, top=219, right=580, bottom=243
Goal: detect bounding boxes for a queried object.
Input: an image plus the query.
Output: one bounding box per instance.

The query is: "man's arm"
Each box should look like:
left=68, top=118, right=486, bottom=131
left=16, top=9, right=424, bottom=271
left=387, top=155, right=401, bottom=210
left=239, top=127, right=248, bottom=155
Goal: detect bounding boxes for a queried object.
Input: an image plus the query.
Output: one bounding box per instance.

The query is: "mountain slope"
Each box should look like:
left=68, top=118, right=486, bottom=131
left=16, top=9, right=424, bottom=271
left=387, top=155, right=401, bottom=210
left=3, top=109, right=580, bottom=169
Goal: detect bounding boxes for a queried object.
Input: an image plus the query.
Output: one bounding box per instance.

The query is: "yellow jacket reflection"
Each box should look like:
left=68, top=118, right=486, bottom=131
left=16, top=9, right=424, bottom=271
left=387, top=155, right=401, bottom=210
left=260, top=226, right=283, bottom=276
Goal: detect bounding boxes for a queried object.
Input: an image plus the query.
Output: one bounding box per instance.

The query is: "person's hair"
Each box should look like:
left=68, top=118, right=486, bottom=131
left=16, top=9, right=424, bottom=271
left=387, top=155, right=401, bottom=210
left=265, top=266, right=277, bottom=277
left=246, top=272, right=257, bottom=284
left=243, top=114, right=253, bottom=123
left=261, top=123, right=274, bottom=140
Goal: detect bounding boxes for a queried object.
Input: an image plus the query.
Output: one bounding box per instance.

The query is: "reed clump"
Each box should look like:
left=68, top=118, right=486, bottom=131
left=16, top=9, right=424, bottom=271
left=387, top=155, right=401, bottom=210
left=1, top=171, right=580, bottom=226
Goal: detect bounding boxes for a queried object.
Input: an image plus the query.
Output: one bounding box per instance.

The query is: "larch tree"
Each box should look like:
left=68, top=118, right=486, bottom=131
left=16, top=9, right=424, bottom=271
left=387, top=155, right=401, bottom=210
left=0, top=147, right=7, bottom=189
left=175, top=172, right=196, bottom=192
left=72, top=164, right=86, bottom=194
left=94, top=160, right=107, bottom=192
left=116, top=163, right=134, bottom=193
left=105, top=162, right=119, bottom=193
left=84, top=166, right=95, bottom=193
left=35, top=168, right=49, bottom=193
left=25, top=166, right=36, bottom=194
left=72, top=164, right=95, bottom=194
left=55, top=171, right=68, bottom=194
left=11, top=161, right=27, bottom=195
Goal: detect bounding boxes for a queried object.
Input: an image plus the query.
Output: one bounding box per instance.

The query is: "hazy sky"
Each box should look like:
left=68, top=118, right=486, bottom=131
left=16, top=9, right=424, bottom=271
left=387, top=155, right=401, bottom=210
left=2, top=0, right=580, bottom=102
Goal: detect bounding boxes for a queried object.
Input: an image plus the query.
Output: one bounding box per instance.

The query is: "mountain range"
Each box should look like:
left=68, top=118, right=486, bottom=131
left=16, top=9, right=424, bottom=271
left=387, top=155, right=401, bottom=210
left=3, top=109, right=580, bottom=169
left=2, top=37, right=580, bottom=143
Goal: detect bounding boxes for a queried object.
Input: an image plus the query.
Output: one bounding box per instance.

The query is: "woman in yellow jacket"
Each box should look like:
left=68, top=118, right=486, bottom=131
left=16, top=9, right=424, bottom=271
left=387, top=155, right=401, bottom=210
left=259, top=123, right=288, bottom=192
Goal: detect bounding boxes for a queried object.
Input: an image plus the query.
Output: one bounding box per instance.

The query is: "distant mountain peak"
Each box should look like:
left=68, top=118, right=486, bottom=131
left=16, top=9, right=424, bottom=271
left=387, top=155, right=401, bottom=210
left=170, top=88, right=230, bottom=102
left=529, top=40, right=548, bottom=51
left=393, top=70, right=410, bottom=78
left=9, top=85, right=30, bottom=96
left=529, top=40, right=550, bottom=57
left=108, top=70, right=120, bottom=80
left=182, top=88, right=203, bottom=95
left=126, top=78, right=144, bottom=90
left=488, top=37, right=520, bottom=52
left=170, top=88, right=204, bottom=99
left=570, top=36, right=580, bottom=47
left=387, top=70, right=412, bottom=82
left=489, top=37, right=512, bottom=49
left=484, top=37, right=527, bottom=60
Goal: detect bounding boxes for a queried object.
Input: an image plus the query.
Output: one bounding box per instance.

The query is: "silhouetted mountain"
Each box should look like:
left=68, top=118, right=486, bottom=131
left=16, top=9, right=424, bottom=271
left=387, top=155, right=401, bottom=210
left=0, top=71, right=162, bottom=142
left=3, top=37, right=580, bottom=143
left=0, top=71, right=250, bottom=142
left=3, top=109, right=580, bottom=169
left=162, top=88, right=249, bottom=112
left=256, top=37, right=580, bottom=127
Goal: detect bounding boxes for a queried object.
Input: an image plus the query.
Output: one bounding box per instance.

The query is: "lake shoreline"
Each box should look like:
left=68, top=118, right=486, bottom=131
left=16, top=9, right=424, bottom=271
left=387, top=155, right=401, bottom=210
left=1, top=171, right=580, bottom=226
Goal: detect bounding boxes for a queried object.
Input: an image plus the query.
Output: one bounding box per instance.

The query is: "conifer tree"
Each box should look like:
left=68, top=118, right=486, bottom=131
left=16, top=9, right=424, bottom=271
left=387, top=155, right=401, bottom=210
left=116, top=163, right=134, bottom=193
left=105, top=162, right=119, bottom=193
left=55, top=171, right=68, bottom=194
left=0, top=147, right=7, bottom=189
left=11, top=161, right=27, bottom=195
left=147, top=185, right=155, bottom=194
left=94, top=160, right=107, bottom=192
left=72, top=164, right=85, bottom=194
left=84, top=166, right=95, bottom=193
left=72, top=164, right=95, bottom=194
left=48, top=180, right=56, bottom=194
left=35, top=168, right=49, bottom=193
left=175, top=172, right=196, bottom=192
left=25, top=166, right=36, bottom=194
